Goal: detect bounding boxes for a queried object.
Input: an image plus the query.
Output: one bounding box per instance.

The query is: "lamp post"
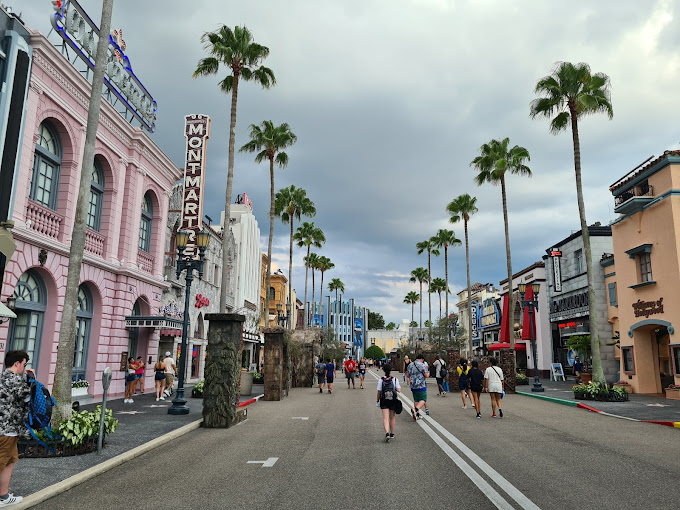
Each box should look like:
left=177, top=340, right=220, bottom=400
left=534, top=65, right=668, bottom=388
left=169, top=229, right=211, bottom=415
left=276, top=302, right=285, bottom=327
left=518, top=282, right=544, bottom=392
left=286, top=301, right=291, bottom=329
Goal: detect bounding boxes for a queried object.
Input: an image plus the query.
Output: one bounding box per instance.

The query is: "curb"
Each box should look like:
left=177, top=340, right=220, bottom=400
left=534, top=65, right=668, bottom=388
left=238, top=393, right=264, bottom=408
left=16, top=418, right=204, bottom=509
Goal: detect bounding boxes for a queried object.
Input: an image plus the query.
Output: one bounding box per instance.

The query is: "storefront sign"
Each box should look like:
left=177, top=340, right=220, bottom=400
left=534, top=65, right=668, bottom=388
left=480, top=298, right=501, bottom=328
left=471, top=300, right=481, bottom=342
left=195, top=294, right=210, bottom=308
left=51, top=1, right=157, bottom=132
left=551, top=248, right=562, bottom=293
left=237, top=193, right=253, bottom=211
left=354, top=318, right=364, bottom=347
left=181, top=114, right=211, bottom=259
left=633, top=297, right=664, bottom=318
left=550, top=291, right=589, bottom=321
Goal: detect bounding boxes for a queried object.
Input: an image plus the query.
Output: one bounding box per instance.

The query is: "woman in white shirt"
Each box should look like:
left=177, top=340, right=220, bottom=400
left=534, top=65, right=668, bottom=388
left=483, top=358, right=505, bottom=418
left=376, top=364, right=402, bottom=442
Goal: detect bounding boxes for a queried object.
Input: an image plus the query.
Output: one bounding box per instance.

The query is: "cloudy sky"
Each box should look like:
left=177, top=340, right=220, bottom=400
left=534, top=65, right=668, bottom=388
left=19, top=0, right=680, bottom=325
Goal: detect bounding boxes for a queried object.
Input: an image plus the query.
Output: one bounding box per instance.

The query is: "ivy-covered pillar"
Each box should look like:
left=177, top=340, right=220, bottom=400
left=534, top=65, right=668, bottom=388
left=499, top=349, right=517, bottom=393
left=263, top=327, right=285, bottom=401
left=447, top=349, right=460, bottom=387
left=203, top=313, right=247, bottom=428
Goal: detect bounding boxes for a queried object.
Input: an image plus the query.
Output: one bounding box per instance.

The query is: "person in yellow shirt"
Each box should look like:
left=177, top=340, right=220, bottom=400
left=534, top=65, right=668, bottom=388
left=456, top=358, right=473, bottom=409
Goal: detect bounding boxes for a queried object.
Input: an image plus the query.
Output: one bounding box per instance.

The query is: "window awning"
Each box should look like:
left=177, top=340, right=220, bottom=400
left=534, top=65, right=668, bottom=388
left=0, top=301, right=16, bottom=319
left=125, top=315, right=183, bottom=330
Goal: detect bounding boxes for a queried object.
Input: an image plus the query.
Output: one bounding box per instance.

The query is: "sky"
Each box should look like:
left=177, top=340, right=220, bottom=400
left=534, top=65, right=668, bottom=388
left=17, top=0, right=680, bottom=326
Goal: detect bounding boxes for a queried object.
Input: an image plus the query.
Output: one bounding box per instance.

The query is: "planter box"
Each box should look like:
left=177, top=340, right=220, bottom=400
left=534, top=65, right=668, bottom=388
left=71, top=387, right=89, bottom=398
left=665, top=388, right=680, bottom=400
left=580, top=373, right=592, bottom=384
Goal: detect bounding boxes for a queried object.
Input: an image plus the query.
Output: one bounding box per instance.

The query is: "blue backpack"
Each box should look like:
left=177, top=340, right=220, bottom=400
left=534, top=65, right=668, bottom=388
left=26, top=376, right=58, bottom=451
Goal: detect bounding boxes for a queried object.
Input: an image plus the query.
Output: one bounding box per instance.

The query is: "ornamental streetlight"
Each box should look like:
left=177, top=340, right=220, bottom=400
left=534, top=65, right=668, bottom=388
left=518, top=282, right=544, bottom=393
left=169, top=229, right=211, bottom=415
left=276, top=302, right=285, bottom=327
left=286, top=301, right=291, bottom=329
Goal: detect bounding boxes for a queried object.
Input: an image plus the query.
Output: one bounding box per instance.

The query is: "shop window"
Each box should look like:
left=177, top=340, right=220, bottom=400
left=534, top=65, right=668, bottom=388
left=87, top=159, right=105, bottom=231
left=8, top=271, right=47, bottom=371
left=31, top=121, right=62, bottom=210
left=138, top=192, right=153, bottom=252
left=622, top=347, right=635, bottom=374
left=574, top=249, right=584, bottom=274
left=269, top=287, right=275, bottom=300
left=672, top=346, right=680, bottom=376
left=608, top=282, right=617, bottom=307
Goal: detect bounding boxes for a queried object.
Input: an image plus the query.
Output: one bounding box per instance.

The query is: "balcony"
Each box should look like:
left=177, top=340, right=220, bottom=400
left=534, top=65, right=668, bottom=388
left=614, top=183, right=654, bottom=215
left=137, top=249, right=154, bottom=274
left=26, top=199, right=63, bottom=240
left=84, top=228, right=106, bottom=258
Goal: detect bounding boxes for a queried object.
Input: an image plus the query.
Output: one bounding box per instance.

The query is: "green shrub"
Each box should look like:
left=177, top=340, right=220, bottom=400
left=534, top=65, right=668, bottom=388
left=193, top=380, right=205, bottom=394
left=252, top=371, right=264, bottom=384
left=515, top=373, right=528, bottom=385
left=72, top=380, right=89, bottom=388
left=55, top=406, right=118, bottom=446
left=365, top=345, right=385, bottom=360
left=572, top=382, right=628, bottom=402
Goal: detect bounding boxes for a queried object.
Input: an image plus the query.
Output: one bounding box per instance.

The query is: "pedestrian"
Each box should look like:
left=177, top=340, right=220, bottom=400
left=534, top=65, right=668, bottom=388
left=162, top=351, right=176, bottom=398
left=325, top=359, right=336, bottom=394
left=468, top=360, right=484, bottom=418
left=433, top=354, right=447, bottom=396
left=483, top=358, right=505, bottom=418
left=406, top=353, right=430, bottom=419
left=152, top=357, right=166, bottom=401
left=358, top=357, right=367, bottom=389
left=457, top=358, right=472, bottom=409
left=402, top=356, right=411, bottom=383
left=0, top=350, right=36, bottom=506
left=376, top=363, right=401, bottom=442
left=344, top=356, right=357, bottom=389
left=573, top=356, right=583, bottom=384
left=316, top=358, right=327, bottom=393
left=124, top=356, right=136, bottom=403
left=134, top=356, right=145, bottom=395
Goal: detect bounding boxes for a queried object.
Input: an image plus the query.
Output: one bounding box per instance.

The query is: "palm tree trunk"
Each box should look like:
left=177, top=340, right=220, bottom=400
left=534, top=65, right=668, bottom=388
left=570, top=107, right=604, bottom=384
left=445, top=244, right=449, bottom=341
left=288, top=219, right=294, bottom=329
left=465, top=218, right=472, bottom=355
left=311, top=266, right=316, bottom=329
left=500, top=175, right=515, bottom=350
left=53, top=0, right=114, bottom=421
left=419, top=281, right=423, bottom=331
left=320, top=271, right=325, bottom=325
left=304, top=245, right=310, bottom=329
left=220, top=73, right=240, bottom=312
left=427, top=251, right=432, bottom=327
left=438, top=291, right=442, bottom=321
left=265, top=157, right=275, bottom=327
left=411, top=302, right=414, bottom=328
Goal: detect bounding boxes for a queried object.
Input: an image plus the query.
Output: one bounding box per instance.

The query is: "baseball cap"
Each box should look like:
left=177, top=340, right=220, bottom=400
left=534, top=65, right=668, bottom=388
left=165, top=351, right=171, bottom=356
left=416, top=354, right=425, bottom=360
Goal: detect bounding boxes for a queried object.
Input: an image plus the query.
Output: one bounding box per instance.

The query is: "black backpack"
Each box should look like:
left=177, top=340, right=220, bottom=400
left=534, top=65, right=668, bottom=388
left=317, top=363, right=326, bottom=375
left=381, top=377, right=396, bottom=401
left=439, top=361, right=448, bottom=379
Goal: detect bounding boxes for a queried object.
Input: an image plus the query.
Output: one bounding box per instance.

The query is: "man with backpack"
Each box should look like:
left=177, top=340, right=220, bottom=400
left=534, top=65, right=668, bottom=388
left=433, top=354, right=447, bottom=397
left=406, top=354, right=430, bottom=420
left=0, top=350, right=35, bottom=506
left=316, top=358, right=327, bottom=393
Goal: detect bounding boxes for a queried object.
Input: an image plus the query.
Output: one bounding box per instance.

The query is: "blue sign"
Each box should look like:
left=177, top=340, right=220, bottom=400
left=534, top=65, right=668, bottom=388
left=480, top=298, right=501, bottom=329
left=354, top=318, right=364, bottom=347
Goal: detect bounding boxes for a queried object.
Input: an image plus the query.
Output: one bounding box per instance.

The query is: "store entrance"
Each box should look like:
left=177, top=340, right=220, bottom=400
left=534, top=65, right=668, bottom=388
left=656, top=327, right=672, bottom=393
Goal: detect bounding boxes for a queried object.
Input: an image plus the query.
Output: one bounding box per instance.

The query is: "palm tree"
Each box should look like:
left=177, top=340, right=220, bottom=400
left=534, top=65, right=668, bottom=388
left=328, top=277, right=345, bottom=335
left=430, top=277, right=448, bottom=321
left=305, top=252, right=321, bottom=327
left=471, top=137, right=531, bottom=349
left=275, top=186, right=316, bottom=327
left=193, top=25, right=275, bottom=312
left=240, top=121, right=297, bottom=322
left=409, top=267, right=429, bottom=330
left=294, top=222, right=325, bottom=328
left=416, top=239, right=440, bottom=328
left=403, top=291, right=420, bottom=331
left=432, top=229, right=461, bottom=340
left=317, top=256, right=334, bottom=319
left=53, top=0, right=114, bottom=420
left=447, top=194, right=479, bottom=355
left=530, top=61, right=613, bottom=384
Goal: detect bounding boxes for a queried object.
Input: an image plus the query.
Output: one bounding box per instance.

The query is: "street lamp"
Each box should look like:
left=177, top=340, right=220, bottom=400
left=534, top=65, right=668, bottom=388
left=276, top=302, right=285, bottom=327
left=518, top=282, right=544, bottom=393
left=286, top=301, right=291, bottom=329
left=169, top=229, right=210, bottom=415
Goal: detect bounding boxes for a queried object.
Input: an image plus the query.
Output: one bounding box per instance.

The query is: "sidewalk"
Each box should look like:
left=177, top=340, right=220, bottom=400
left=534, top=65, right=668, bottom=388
left=12, top=384, right=263, bottom=500
left=517, top=378, right=680, bottom=425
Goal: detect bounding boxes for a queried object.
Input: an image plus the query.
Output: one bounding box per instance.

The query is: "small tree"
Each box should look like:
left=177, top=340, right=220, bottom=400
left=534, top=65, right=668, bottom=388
left=368, top=311, right=385, bottom=329
left=567, top=335, right=592, bottom=370
left=409, top=320, right=418, bottom=328
left=365, top=344, right=386, bottom=360
left=386, top=322, right=396, bottom=331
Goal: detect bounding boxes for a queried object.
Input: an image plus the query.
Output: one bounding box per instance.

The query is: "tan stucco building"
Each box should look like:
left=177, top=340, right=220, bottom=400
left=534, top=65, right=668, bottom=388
left=607, top=150, right=680, bottom=394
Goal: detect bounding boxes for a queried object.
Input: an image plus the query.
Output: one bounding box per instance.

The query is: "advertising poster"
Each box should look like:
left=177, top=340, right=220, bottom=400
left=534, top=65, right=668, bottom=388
left=354, top=318, right=364, bottom=347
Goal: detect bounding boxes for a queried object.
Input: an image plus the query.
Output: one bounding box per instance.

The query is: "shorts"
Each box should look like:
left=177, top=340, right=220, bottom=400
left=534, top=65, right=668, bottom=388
left=154, top=372, right=166, bottom=381
left=0, top=436, right=19, bottom=468
left=126, top=374, right=136, bottom=383
left=411, top=388, right=427, bottom=402
left=165, top=373, right=175, bottom=387
left=436, top=377, right=444, bottom=386
left=488, top=382, right=503, bottom=393
left=470, top=386, right=483, bottom=394
left=380, top=398, right=398, bottom=410
left=327, top=376, right=334, bottom=384
left=346, top=370, right=355, bottom=379
left=459, top=379, right=469, bottom=391
left=317, top=375, right=326, bottom=384
left=135, top=373, right=143, bottom=380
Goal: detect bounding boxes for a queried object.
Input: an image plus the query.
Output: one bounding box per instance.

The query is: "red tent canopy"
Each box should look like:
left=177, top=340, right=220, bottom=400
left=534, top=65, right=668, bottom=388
left=521, top=285, right=537, bottom=341
left=488, top=342, right=526, bottom=351
left=499, top=294, right=510, bottom=342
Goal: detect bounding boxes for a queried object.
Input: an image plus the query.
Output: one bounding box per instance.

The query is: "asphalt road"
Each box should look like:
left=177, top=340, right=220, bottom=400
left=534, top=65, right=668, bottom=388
left=37, top=370, right=680, bottom=510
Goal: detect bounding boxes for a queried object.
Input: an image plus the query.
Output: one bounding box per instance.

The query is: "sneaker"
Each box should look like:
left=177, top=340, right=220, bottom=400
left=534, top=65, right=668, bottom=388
left=499, top=409, right=503, bottom=418
left=410, top=408, right=417, bottom=421
left=425, top=408, right=430, bottom=416
left=476, top=413, right=481, bottom=419
left=389, top=433, right=395, bottom=439
left=385, top=433, right=390, bottom=443
left=160, top=397, right=165, bottom=401
left=328, top=389, right=331, bottom=394
left=319, top=388, right=323, bottom=393
left=156, top=398, right=159, bottom=402
left=128, top=399, right=134, bottom=403
left=0, top=493, right=23, bottom=506
left=491, top=414, right=497, bottom=418
left=416, top=412, right=422, bottom=420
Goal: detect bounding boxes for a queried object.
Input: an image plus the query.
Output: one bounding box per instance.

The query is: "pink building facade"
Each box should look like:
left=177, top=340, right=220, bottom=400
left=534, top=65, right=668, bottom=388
left=0, top=30, right=181, bottom=397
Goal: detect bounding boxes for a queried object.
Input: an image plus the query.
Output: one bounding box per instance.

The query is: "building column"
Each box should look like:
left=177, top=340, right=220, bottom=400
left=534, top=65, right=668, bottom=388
left=263, top=326, right=286, bottom=400
left=499, top=349, right=516, bottom=393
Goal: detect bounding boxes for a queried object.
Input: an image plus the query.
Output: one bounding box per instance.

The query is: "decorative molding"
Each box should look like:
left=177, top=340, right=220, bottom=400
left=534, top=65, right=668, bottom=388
left=33, top=51, right=89, bottom=110
left=29, top=81, right=44, bottom=95
left=100, top=115, right=132, bottom=146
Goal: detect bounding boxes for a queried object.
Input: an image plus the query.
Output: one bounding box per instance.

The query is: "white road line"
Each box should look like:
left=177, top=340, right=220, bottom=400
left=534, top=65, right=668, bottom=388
left=369, top=370, right=539, bottom=510
left=247, top=457, right=278, bottom=467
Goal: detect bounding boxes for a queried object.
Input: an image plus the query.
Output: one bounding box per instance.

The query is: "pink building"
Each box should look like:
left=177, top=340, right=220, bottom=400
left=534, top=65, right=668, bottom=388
left=0, top=29, right=181, bottom=397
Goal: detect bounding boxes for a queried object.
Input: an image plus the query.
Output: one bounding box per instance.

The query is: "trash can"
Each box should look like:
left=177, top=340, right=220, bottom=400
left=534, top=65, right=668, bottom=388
left=240, top=370, right=253, bottom=396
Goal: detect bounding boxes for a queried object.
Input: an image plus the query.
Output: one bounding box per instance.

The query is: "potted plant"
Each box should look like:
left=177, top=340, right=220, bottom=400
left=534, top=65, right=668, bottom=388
left=71, top=380, right=89, bottom=398
left=567, top=334, right=592, bottom=383
left=665, top=383, right=680, bottom=400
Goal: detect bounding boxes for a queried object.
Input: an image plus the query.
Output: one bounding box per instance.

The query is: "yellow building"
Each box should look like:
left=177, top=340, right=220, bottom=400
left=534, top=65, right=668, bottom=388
left=607, top=151, right=680, bottom=394
left=260, top=254, right=293, bottom=328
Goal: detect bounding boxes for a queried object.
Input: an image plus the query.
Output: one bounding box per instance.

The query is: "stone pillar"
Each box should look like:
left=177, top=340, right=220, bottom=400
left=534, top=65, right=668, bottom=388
left=263, top=327, right=285, bottom=401
left=203, top=313, right=247, bottom=428
left=447, top=349, right=460, bottom=388
left=499, top=349, right=517, bottom=393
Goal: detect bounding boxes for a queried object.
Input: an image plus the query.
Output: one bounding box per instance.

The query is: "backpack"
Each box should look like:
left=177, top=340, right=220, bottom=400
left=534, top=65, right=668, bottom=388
left=317, top=363, right=326, bottom=375
left=439, top=361, right=448, bottom=379
left=380, top=377, right=396, bottom=401
left=26, top=376, right=58, bottom=452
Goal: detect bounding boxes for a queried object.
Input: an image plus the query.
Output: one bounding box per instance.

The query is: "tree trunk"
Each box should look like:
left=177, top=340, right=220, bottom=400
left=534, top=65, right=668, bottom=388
left=419, top=280, right=423, bottom=331
left=570, top=105, right=605, bottom=384
left=53, top=0, right=114, bottom=421
left=500, top=174, right=514, bottom=349
left=288, top=217, right=294, bottom=329
left=438, top=291, right=442, bottom=321
left=320, top=271, right=325, bottom=325
left=311, top=265, right=316, bottom=329
left=427, top=250, right=432, bottom=327
left=265, top=156, right=274, bottom=327
left=465, top=218, right=472, bottom=355
left=303, top=245, right=310, bottom=329
left=220, top=71, right=240, bottom=312
left=445, top=244, right=449, bottom=341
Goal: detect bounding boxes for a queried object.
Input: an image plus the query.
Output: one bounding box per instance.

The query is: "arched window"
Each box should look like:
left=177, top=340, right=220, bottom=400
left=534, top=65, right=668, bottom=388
left=73, top=285, right=93, bottom=381
left=30, top=121, right=62, bottom=210
left=8, top=271, right=47, bottom=370
left=138, top=192, right=153, bottom=252
left=269, top=287, right=275, bottom=300
left=87, top=159, right=105, bottom=231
